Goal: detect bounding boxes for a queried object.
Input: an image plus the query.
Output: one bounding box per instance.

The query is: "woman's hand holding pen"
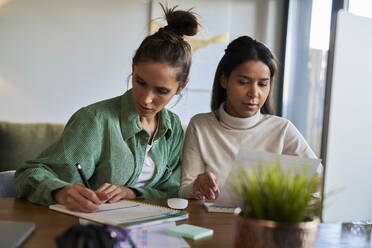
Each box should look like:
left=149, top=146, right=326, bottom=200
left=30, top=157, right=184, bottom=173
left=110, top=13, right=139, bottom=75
left=53, top=182, right=136, bottom=212
left=193, top=171, right=220, bottom=200
left=96, top=183, right=136, bottom=203
left=53, top=184, right=109, bottom=213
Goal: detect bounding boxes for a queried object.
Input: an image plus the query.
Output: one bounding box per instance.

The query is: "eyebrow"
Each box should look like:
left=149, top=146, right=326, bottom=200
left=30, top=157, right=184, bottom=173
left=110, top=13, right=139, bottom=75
left=134, top=74, right=144, bottom=81
left=134, top=74, right=172, bottom=91
left=238, top=75, right=270, bottom=81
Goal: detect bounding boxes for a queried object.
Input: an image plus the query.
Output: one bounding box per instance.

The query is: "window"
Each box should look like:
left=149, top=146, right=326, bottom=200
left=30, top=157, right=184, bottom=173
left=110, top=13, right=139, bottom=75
left=349, top=0, right=372, bottom=18
left=282, top=0, right=332, bottom=156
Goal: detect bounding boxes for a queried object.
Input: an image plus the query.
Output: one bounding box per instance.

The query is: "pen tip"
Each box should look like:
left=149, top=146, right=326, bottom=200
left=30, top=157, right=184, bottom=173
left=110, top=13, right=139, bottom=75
left=75, top=163, right=81, bottom=169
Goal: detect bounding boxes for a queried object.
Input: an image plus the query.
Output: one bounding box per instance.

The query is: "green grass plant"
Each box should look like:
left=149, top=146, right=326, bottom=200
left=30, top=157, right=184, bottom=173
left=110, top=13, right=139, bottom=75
left=231, top=159, right=321, bottom=223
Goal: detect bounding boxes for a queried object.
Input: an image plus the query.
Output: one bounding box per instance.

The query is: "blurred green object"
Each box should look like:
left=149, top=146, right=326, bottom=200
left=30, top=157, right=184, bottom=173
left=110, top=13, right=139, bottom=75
left=0, top=121, right=64, bottom=172
left=231, top=159, right=321, bottom=223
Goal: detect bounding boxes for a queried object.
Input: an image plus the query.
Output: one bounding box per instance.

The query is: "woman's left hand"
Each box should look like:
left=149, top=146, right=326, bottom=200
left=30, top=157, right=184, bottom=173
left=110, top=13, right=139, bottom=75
left=96, top=183, right=136, bottom=203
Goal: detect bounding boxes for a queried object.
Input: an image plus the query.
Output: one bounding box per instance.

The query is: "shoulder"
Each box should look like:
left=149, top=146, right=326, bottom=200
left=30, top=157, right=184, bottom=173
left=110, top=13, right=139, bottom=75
left=188, top=112, right=217, bottom=128
left=263, top=114, right=311, bottom=146
left=84, top=95, right=122, bottom=119
left=260, top=114, right=293, bottom=130
left=67, top=96, right=122, bottom=126
left=257, top=114, right=305, bottom=139
left=183, top=112, right=218, bottom=138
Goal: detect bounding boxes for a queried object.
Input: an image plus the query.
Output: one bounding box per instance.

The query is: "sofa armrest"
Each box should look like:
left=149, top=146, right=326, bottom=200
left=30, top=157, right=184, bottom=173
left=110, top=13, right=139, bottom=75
left=0, top=121, right=64, bottom=172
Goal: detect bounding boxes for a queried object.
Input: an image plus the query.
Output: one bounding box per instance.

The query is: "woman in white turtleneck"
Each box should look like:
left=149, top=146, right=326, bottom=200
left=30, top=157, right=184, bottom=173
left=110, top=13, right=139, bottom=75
left=179, top=36, right=320, bottom=200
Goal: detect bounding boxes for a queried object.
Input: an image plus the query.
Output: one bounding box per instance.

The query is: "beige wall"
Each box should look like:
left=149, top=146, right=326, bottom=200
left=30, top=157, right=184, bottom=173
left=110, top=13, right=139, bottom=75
left=0, top=0, right=286, bottom=124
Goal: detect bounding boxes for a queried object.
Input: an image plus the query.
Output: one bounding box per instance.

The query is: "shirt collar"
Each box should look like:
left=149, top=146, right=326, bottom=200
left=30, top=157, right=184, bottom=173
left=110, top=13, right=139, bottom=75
left=217, top=102, right=262, bottom=130
left=120, top=89, right=173, bottom=140
left=156, top=107, right=173, bottom=140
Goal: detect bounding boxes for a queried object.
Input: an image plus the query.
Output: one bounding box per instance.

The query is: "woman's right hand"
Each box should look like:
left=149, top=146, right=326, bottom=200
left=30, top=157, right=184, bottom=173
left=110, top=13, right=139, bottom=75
left=53, top=183, right=109, bottom=213
left=193, top=171, right=220, bottom=200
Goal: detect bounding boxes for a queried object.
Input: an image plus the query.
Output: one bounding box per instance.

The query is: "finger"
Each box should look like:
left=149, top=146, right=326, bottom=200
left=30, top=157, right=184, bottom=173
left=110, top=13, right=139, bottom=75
left=197, top=193, right=205, bottom=200
left=197, top=182, right=209, bottom=199
left=205, top=171, right=218, bottom=191
left=96, top=191, right=109, bottom=203
left=192, top=180, right=204, bottom=200
left=109, top=193, right=124, bottom=203
left=198, top=181, right=214, bottom=200
left=199, top=178, right=214, bottom=199
left=216, top=186, right=221, bottom=195
left=107, top=187, right=122, bottom=201
left=207, top=172, right=218, bottom=191
left=193, top=189, right=202, bottom=200
left=193, top=177, right=203, bottom=199
left=194, top=180, right=208, bottom=199
left=66, top=198, right=95, bottom=213
left=65, top=188, right=99, bottom=212
left=104, top=185, right=121, bottom=197
left=103, top=184, right=118, bottom=195
left=96, top=183, right=111, bottom=192
left=56, top=185, right=99, bottom=213
left=75, top=184, right=102, bottom=205
left=111, top=187, right=137, bottom=202
left=193, top=175, right=211, bottom=200
left=206, top=187, right=216, bottom=200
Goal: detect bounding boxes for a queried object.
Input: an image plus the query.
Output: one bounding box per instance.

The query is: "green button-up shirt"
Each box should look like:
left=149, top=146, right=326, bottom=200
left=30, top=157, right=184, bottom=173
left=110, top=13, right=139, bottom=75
left=14, top=90, right=184, bottom=205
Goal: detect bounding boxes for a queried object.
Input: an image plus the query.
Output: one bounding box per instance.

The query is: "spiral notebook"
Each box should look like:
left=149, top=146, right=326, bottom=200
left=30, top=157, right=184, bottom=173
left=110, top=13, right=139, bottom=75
left=49, top=200, right=188, bottom=229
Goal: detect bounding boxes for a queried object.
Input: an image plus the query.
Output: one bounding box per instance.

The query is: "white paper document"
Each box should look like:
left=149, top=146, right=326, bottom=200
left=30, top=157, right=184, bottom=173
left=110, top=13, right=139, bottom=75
left=232, top=149, right=322, bottom=176
left=50, top=200, right=188, bottom=228
left=126, top=222, right=190, bottom=248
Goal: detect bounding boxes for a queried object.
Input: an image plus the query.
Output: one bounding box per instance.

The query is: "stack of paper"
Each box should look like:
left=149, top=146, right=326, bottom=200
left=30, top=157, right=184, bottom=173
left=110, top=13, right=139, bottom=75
left=50, top=200, right=188, bottom=229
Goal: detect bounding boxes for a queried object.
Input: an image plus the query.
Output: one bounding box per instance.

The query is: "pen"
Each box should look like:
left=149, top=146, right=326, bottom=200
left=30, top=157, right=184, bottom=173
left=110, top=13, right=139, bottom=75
left=75, top=163, right=91, bottom=189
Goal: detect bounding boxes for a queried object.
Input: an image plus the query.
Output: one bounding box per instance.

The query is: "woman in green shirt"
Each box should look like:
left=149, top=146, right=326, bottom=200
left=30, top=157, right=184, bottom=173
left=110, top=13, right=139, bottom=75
left=15, top=5, right=199, bottom=213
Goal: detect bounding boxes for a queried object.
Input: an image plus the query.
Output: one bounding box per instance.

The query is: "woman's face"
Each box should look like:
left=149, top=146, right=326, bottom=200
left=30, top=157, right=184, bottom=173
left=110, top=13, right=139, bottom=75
left=132, top=62, right=185, bottom=120
left=221, top=60, right=271, bottom=118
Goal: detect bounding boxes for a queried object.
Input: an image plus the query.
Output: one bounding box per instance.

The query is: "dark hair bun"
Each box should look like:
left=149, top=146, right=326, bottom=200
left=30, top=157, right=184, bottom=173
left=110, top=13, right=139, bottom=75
left=161, top=4, right=199, bottom=37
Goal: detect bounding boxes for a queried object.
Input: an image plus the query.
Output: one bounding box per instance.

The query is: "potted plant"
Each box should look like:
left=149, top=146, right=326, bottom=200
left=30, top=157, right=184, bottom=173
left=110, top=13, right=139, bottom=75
left=230, top=159, right=322, bottom=248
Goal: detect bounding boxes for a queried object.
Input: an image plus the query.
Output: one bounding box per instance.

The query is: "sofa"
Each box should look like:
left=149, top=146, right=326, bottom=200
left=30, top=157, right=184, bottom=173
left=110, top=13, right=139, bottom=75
left=0, top=121, right=64, bottom=197
left=0, top=121, right=187, bottom=197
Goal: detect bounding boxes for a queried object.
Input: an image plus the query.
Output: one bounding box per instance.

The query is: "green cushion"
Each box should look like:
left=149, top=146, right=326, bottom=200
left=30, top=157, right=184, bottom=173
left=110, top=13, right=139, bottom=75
left=0, top=121, right=64, bottom=172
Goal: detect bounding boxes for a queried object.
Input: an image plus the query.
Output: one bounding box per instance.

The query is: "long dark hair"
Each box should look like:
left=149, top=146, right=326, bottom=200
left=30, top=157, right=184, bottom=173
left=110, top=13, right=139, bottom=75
left=211, top=36, right=277, bottom=114
left=132, top=4, right=199, bottom=89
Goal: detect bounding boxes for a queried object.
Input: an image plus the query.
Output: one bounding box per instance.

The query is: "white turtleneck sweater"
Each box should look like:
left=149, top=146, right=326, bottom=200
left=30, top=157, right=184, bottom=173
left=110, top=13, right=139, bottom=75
left=179, top=103, right=320, bottom=198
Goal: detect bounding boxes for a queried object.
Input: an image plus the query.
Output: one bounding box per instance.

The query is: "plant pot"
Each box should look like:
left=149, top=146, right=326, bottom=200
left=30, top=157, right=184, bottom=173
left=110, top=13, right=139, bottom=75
left=234, top=216, right=319, bottom=248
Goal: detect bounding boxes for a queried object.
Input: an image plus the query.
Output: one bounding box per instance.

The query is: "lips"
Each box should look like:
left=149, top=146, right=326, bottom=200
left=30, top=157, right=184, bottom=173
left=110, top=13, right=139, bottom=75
left=242, top=102, right=258, bottom=110
left=141, top=105, right=153, bottom=111
left=138, top=104, right=155, bottom=114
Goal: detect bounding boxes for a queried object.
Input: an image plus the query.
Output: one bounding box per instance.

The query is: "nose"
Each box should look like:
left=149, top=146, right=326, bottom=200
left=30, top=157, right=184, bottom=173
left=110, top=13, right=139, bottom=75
left=142, top=90, right=154, bottom=105
left=247, top=83, right=259, bottom=98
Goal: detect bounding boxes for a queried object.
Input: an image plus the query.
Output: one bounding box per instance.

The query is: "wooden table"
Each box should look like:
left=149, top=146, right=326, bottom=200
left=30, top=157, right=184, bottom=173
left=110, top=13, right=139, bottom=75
left=0, top=198, right=237, bottom=248
left=0, top=198, right=370, bottom=247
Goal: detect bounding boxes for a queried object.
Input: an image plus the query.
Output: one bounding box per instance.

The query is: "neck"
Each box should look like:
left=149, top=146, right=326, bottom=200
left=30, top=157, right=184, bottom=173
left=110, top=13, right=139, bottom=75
left=140, top=115, right=158, bottom=143
left=218, top=102, right=262, bottom=130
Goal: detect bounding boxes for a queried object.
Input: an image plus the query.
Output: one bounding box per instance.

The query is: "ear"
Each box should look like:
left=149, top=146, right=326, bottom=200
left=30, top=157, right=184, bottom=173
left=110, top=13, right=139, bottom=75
left=220, top=74, right=227, bottom=89
left=176, top=80, right=188, bottom=94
